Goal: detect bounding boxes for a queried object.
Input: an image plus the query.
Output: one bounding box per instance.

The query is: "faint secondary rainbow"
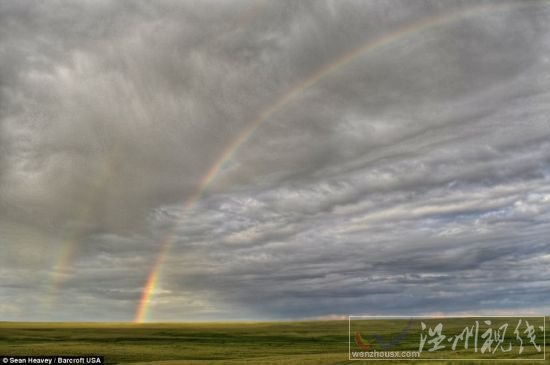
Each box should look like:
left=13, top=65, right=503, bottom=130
left=46, top=235, right=78, bottom=309
left=45, top=153, right=118, bottom=312
left=42, top=1, right=272, bottom=316
left=134, top=0, right=544, bottom=322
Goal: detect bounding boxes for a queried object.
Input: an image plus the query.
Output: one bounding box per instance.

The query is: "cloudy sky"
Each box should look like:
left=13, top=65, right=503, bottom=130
left=1, top=0, right=550, bottom=322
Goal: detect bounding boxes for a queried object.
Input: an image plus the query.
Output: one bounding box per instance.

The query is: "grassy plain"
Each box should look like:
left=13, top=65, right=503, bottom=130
left=0, top=319, right=547, bottom=364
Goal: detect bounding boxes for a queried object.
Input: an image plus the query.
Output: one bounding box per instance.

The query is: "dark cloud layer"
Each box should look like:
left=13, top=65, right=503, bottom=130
left=1, top=0, right=549, bottom=321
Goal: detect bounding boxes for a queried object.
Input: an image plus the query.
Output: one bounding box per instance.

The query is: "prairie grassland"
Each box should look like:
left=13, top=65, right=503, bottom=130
left=0, top=319, right=547, bottom=364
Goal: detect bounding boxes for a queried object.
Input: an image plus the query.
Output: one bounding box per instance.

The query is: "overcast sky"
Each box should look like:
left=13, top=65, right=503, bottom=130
left=1, top=0, right=550, bottom=322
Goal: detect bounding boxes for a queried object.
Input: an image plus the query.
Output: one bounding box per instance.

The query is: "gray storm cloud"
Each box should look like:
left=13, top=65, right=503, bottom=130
left=1, top=0, right=549, bottom=321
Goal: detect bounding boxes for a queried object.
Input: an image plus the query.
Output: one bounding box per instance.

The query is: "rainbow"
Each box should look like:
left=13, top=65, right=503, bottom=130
left=134, top=0, right=545, bottom=322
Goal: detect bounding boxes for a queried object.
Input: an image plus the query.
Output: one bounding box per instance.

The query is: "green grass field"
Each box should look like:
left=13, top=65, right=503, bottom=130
left=0, top=319, right=548, bottom=364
